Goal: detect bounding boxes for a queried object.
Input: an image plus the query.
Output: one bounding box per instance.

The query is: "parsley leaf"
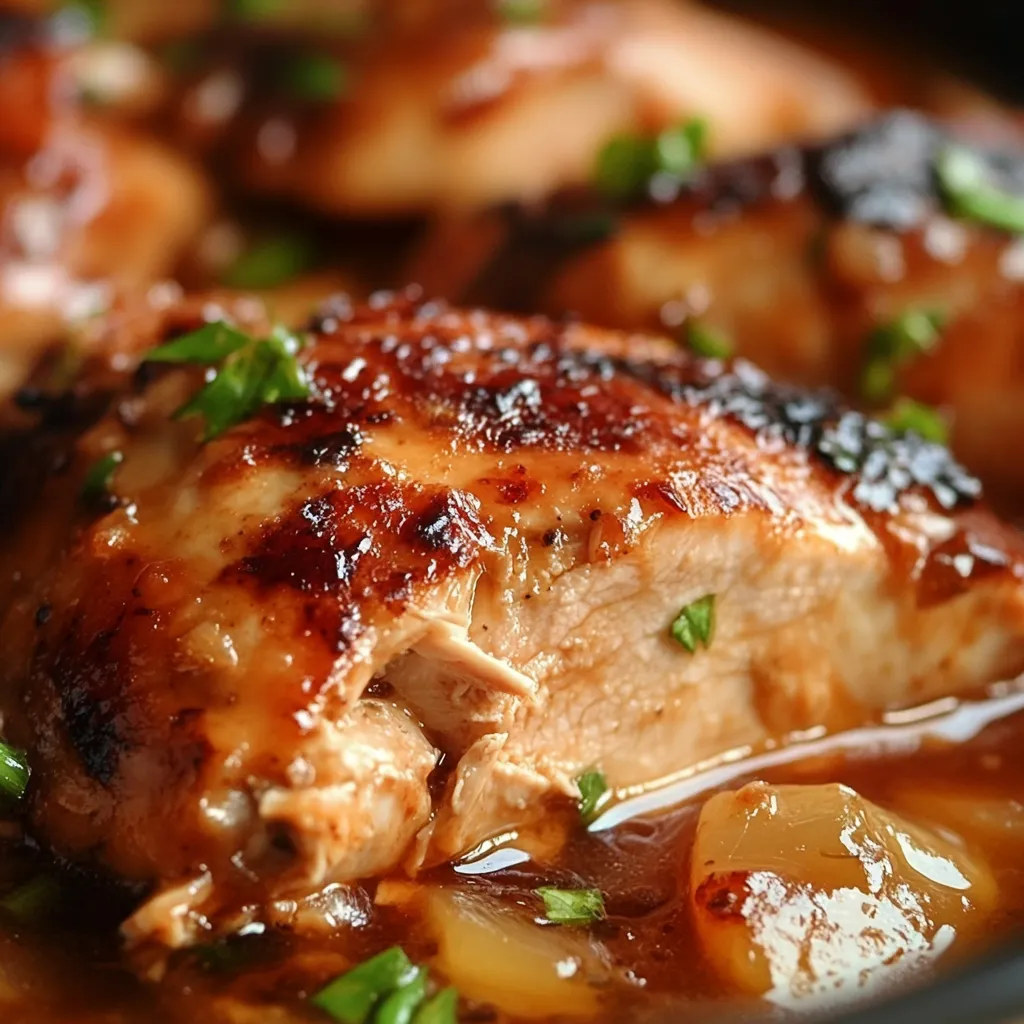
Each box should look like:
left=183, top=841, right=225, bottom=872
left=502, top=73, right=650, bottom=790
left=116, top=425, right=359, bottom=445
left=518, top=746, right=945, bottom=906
left=499, top=0, right=546, bottom=23
left=312, top=947, right=417, bottom=1024
left=0, top=744, right=29, bottom=801
left=227, top=0, right=282, bottom=17
left=0, top=875, right=60, bottom=922
left=577, top=770, right=609, bottom=824
left=596, top=118, right=708, bottom=199
left=685, top=322, right=733, bottom=360
left=146, top=321, right=252, bottom=364
left=221, top=234, right=317, bottom=290
left=536, top=887, right=605, bottom=926
left=860, top=309, right=946, bottom=404
left=936, top=146, right=1024, bottom=235
left=282, top=53, right=348, bottom=102
left=81, top=450, right=123, bottom=506
left=146, top=322, right=310, bottom=442
left=58, top=0, right=106, bottom=36
left=669, top=594, right=715, bottom=653
left=884, top=397, right=948, bottom=445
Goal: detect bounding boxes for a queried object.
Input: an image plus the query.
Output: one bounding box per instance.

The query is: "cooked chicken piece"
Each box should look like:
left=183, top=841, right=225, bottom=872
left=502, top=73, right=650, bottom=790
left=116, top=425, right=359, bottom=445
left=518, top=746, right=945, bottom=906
left=2, top=290, right=1024, bottom=946
left=409, top=111, right=1024, bottom=503
left=0, top=34, right=211, bottom=396
left=230, top=0, right=871, bottom=216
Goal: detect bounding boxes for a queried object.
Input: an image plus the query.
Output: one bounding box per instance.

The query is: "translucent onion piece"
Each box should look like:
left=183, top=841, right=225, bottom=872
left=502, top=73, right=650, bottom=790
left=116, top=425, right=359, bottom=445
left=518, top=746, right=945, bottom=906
left=419, top=887, right=608, bottom=1019
left=689, top=782, right=997, bottom=1009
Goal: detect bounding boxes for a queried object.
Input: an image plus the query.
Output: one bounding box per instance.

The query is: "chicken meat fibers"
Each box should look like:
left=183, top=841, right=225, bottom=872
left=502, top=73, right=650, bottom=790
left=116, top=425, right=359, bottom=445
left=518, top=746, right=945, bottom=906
left=1, top=291, right=1023, bottom=946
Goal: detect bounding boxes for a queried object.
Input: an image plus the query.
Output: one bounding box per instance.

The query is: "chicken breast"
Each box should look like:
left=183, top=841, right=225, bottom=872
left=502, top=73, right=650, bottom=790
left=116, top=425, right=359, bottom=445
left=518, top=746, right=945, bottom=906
left=409, top=111, right=1024, bottom=503
left=0, top=28, right=211, bottom=396
left=230, top=0, right=871, bottom=215
left=2, top=290, right=1023, bottom=947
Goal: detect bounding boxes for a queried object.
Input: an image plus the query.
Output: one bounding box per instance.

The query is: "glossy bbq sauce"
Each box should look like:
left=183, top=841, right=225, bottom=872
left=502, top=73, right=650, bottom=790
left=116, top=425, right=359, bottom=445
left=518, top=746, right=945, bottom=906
left=1, top=697, right=1023, bottom=1024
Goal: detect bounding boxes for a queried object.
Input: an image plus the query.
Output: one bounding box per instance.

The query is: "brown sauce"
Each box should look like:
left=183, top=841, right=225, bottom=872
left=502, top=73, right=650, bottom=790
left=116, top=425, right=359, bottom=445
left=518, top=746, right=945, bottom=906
left=1, top=693, right=1023, bottom=1023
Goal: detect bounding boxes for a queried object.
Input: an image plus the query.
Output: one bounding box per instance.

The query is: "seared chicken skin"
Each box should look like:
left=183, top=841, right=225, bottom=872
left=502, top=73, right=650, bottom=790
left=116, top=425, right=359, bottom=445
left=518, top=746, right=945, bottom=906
left=230, top=0, right=871, bottom=215
left=0, top=23, right=211, bottom=396
left=2, top=291, right=1024, bottom=946
left=409, top=111, right=1024, bottom=501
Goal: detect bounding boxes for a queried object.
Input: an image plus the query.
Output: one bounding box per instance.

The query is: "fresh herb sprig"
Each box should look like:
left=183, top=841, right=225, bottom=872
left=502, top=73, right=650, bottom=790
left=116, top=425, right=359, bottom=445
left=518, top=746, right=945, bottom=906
left=536, top=887, right=605, bottom=926
left=936, top=146, right=1024, bottom=235
left=281, top=52, right=347, bottom=102
left=0, top=875, right=60, bottom=922
left=312, top=947, right=457, bottom=1024
left=669, top=595, right=715, bottom=653
left=596, top=118, right=708, bottom=199
left=81, top=450, right=123, bottom=506
left=499, top=0, right=547, bottom=23
left=860, top=309, right=946, bottom=404
left=577, top=770, right=610, bottom=824
left=685, top=322, right=733, bottom=360
left=221, top=234, right=317, bottom=290
left=0, top=744, right=29, bottom=801
left=145, top=321, right=310, bottom=441
left=884, top=397, right=948, bottom=445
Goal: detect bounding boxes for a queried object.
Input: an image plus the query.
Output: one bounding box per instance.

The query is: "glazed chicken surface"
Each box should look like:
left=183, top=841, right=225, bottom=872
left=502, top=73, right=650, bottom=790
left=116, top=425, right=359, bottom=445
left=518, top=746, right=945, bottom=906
left=410, top=111, right=1024, bottom=502
left=2, top=290, right=1024, bottom=948
left=230, top=0, right=872, bottom=215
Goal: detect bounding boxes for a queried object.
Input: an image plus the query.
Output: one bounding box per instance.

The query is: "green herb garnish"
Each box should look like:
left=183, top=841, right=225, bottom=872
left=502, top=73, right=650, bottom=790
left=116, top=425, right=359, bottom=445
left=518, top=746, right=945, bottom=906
left=884, top=398, right=948, bottom=445
left=936, top=146, right=1024, bottom=235
left=499, top=0, right=546, bottom=23
left=685, top=322, right=733, bottom=360
left=536, top=887, right=605, bottom=926
left=0, top=744, right=29, bottom=801
left=145, top=322, right=310, bottom=441
left=596, top=118, right=708, bottom=199
left=412, top=988, right=458, bottom=1024
left=375, top=966, right=427, bottom=1024
left=312, top=947, right=417, bottom=1024
left=577, top=770, right=609, bottom=824
left=860, top=309, right=946, bottom=404
left=669, top=594, right=715, bottom=653
left=81, top=450, right=123, bottom=506
left=221, top=234, right=316, bottom=290
left=0, top=875, right=59, bottom=922
left=58, top=0, right=107, bottom=35
left=226, top=0, right=282, bottom=17
left=282, top=53, right=347, bottom=102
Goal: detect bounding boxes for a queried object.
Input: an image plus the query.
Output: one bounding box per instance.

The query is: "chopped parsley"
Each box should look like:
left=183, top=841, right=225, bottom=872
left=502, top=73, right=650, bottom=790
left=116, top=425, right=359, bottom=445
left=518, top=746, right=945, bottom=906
left=413, top=988, right=458, bottom=1024
left=221, top=234, right=317, bottom=290
left=577, top=770, right=610, bottom=824
left=536, top=887, right=605, bottom=926
left=860, top=309, right=946, bottom=404
left=596, top=118, right=708, bottom=200
left=375, top=966, right=427, bottom=1024
left=281, top=53, right=348, bottom=103
left=936, top=146, right=1024, bottom=235
left=498, top=0, right=547, bottom=23
left=0, top=875, right=59, bottom=922
left=685, top=322, right=733, bottom=360
left=145, top=322, right=310, bottom=441
left=81, top=450, right=123, bottom=506
left=57, top=0, right=106, bottom=35
left=226, top=0, right=282, bottom=17
left=0, top=744, right=29, bottom=801
left=669, top=595, right=715, bottom=653
left=884, top=397, right=948, bottom=445
left=312, top=947, right=455, bottom=1024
